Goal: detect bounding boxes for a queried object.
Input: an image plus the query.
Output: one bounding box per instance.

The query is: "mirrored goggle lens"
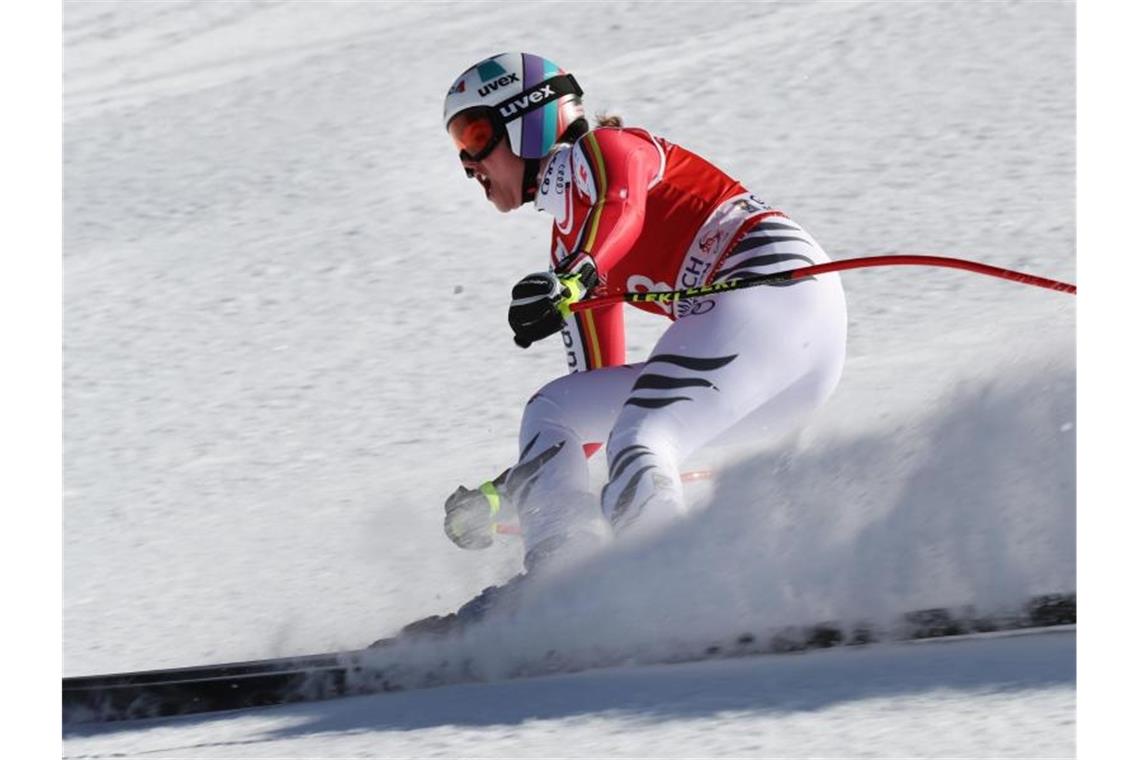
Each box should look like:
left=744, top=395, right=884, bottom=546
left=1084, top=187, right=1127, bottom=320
left=448, top=110, right=502, bottom=163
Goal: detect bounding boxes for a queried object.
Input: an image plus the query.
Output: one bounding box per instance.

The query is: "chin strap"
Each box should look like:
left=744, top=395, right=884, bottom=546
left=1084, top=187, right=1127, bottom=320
left=521, top=158, right=540, bottom=204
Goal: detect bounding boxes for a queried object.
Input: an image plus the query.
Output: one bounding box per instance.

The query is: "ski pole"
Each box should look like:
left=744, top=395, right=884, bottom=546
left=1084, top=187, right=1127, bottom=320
left=569, top=254, right=1076, bottom=313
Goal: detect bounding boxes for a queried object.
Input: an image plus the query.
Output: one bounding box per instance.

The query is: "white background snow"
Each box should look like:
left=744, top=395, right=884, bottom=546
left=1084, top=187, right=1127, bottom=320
left=56, top=0, right=1083, bottom=757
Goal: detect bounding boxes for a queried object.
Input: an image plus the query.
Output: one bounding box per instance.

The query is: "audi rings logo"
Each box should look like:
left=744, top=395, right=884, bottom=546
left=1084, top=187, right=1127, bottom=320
left=676, top=298, right=716, bottom=318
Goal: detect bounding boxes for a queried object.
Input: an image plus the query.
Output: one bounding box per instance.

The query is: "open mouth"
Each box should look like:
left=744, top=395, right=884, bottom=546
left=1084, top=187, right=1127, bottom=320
left=474, top=171, right=491, bottom=198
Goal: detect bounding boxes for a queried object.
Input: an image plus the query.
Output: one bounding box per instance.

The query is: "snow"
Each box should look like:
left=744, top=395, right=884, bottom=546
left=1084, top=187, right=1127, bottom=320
left=62, top=0, right=1075, bottom=756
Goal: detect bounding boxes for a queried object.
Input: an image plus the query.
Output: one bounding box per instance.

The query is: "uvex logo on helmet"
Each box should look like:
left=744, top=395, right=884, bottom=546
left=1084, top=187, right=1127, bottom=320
left=498, top=83, right=559, bottom=119
left=477, top=73, right=519, bottom=98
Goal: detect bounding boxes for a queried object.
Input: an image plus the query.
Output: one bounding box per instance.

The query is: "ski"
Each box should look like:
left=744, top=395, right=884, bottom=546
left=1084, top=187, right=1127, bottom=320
left=63, top=592, right=1074, bottom=724
left=63, top=650, right=371, bottom=723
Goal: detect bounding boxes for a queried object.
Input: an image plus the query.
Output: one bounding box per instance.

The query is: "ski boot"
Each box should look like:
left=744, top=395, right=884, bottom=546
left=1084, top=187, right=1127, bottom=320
left=372, top=535, right=570, bottom=646
left=395, top=572, right=530, bottom=639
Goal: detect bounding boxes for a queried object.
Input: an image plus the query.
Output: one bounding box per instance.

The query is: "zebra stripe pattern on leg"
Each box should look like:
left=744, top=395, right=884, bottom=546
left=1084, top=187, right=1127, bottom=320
left=505, top=433, right=566, bottom=508
left=713, top=219, right=819, bottom=285
left=601, top=355, right=737, bottom=530
left=622, top=353, right=737, bottom=409
left=602, top=443, right=663, bottom=529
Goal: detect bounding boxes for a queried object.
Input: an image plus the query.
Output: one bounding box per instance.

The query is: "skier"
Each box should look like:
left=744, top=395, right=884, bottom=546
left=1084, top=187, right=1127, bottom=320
left=426, top=52, right=848, bottom=628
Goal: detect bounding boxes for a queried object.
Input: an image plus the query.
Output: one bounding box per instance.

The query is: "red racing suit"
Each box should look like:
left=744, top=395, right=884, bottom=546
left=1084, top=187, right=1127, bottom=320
left=532, top=126, right=783, bottom=374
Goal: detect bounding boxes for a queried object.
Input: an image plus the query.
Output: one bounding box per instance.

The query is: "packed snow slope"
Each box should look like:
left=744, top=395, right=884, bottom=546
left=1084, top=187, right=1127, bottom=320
left=64, top=0, right=1073, bottom=705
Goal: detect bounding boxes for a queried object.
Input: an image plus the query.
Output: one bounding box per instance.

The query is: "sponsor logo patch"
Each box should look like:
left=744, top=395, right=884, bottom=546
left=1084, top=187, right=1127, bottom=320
left=698, top=230, right=722, bottom=256
left=675, top=298, right=716, bottom=318
left=679, top=256, right=712, bottom=289
left=626, top=274, right=675, bottom=316
left=733, top=195, right=771, bottom=214
left=498, top=83, right=559, bottom=119
left=478, top=72, right=520, bottom=98
left=573, top=154, right=595, bottom=201
left=561, top=326, right=583, bottom=372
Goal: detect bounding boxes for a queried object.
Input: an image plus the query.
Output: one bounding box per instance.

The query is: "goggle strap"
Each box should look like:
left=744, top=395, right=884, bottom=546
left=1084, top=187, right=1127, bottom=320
left=494, top=74, right=583, bottom=125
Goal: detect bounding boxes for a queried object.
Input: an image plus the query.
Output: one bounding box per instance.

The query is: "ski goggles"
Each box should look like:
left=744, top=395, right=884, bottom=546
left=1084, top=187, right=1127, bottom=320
left=447, top=107, right=506, bottom=166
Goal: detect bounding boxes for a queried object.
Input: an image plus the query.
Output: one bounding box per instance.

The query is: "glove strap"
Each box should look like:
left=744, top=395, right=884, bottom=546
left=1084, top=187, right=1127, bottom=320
left=555, top=251, right=599, bottom=317
left=557, top=275, right=588, bottom=318
left=478, top=481, right=502, bottom=517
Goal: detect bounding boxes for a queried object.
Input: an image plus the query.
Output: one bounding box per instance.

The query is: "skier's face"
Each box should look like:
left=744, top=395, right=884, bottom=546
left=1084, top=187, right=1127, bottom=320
left=461, top=139, right=524, bottom=213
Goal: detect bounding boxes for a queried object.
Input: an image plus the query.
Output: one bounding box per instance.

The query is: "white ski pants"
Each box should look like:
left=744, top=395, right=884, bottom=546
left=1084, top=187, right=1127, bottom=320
left=508, top=227, right=848, bottom=562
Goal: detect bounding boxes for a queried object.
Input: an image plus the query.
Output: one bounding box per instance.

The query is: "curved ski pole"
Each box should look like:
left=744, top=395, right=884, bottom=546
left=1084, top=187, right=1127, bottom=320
left=569, top=254, right=1076, bottom=313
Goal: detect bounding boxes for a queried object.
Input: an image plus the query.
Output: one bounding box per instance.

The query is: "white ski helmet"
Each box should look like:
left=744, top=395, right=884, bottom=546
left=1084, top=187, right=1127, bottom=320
left=443, top=52, right=587, bottom=161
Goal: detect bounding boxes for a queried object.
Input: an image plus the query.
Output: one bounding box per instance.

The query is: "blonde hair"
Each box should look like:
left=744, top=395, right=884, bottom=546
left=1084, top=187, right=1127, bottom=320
left=594, top=113, right=624, bottom=128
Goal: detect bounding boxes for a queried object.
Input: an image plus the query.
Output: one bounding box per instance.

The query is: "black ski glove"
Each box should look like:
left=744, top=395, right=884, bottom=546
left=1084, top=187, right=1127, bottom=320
left=443, top=482, right=500, bottom=550
left=508, top=254, right=598, bottom=348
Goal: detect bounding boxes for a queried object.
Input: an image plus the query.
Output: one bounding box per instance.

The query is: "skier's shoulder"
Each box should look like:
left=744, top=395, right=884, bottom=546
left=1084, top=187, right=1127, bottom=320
left=568, top=124, right=662, bottom=157
left=567, top=126, right=666, bottom=195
